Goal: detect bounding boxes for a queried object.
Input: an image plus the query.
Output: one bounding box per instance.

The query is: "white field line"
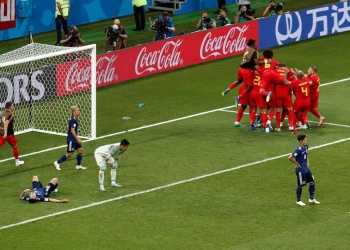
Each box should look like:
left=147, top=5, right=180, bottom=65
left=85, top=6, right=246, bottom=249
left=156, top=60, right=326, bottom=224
left=1, top=136, right=350, bottom=231
left=0, top=105, right=236, bottom=163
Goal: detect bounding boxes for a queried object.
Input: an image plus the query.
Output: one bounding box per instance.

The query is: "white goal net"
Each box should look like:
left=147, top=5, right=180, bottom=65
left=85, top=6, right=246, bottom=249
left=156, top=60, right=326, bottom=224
left=0, top=43, right=96, bottom=139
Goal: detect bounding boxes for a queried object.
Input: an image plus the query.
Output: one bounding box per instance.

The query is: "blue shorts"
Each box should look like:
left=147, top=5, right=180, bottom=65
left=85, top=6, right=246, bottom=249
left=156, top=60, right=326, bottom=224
left=32, top=181, right=56, bottom=196
left=67, top=141, right=82, bottom=153
left=295, top=170, right=314, bottom=186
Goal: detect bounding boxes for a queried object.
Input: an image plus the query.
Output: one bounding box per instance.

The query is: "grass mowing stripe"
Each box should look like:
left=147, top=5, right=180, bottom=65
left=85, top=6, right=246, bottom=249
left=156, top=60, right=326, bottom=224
left=1, top=136, right=350, bottom=231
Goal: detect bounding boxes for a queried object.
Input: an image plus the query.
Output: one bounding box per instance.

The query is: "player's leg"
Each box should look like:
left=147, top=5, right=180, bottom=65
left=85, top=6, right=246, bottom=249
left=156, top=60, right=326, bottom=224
left=108, top=158, right=122, bottom=187
left=76, top=145, right=86, bottom=170
left=7, top=135, right=24, bottom=166
left=45, top=178, right=58, bottom=196
left=295, top=172, right=306, bottom=206
left=54, top=142, right=74, bottom=170
left=32, top=176, right=41, bottom=189
left=306, top=172, right=320, bottom=204
left=95, top=153, right=106, bottom=191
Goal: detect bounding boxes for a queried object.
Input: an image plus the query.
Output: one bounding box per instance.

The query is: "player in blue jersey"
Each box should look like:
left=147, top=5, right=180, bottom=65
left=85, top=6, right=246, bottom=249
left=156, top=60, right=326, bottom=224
left=54, top=106, right=86, bottom=170
left=19, top=175, right=68, bottom=203
left=94, top=139, right=130, bottom=191
left=288, top=134, right=320, bottom=206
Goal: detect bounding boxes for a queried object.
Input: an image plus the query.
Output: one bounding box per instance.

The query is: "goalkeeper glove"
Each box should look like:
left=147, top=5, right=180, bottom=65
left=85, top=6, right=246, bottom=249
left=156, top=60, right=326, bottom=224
left=113, top=161, right=119, bottom=169
left=222, top=89, right=229, bottom=96
left=100, top=162, right=107, bottom=171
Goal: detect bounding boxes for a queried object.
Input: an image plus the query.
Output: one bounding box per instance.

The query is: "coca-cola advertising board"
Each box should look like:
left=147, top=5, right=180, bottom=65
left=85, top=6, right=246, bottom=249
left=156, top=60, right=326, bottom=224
left=56, top=20, right=258, bottom=95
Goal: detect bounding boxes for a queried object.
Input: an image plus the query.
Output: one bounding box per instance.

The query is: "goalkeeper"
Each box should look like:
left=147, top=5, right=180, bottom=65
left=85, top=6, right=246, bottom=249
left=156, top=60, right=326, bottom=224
left=94, top=139, right=130, bottom=192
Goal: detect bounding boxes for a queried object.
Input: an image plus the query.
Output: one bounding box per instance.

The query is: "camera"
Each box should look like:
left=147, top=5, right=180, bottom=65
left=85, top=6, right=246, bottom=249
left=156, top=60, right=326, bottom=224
left=203, top=16, right=211, bottom=23
left=271, top=3, right=283, bottom=12
left=219, top=15, right=226, bottom=22
left=151, top=19, right=167, bottom=40
left=246, top=8, right=255, bottom=16
left=106, top=25, right=120, bottom=41
left=67, top=26, right=80, bottom=47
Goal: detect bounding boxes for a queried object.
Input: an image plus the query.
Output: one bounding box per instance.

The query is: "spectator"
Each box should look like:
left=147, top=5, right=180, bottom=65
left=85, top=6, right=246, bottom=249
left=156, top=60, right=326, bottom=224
left=150, top=11, right=175, bottom=41
left=238, top=0, right=251, bottom=11
left=235, top=6, right=255, bottom=24
left=263, top=0, right=284, bottom=17
left=60, top=25, right=84, bottom=47
left=196, top=11, right=216, bottom=30
left=216, top=9, right=232, bottom=27
left=132, top=0, right=147, bottom=31
left=55, top=0, right=70, bottom=46
left=217, top=0, right=227, bottom=13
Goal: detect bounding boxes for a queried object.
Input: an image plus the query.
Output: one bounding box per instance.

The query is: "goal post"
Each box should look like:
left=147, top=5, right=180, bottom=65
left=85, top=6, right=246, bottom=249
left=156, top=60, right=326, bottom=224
left=0, top=43, right=96, bottom=139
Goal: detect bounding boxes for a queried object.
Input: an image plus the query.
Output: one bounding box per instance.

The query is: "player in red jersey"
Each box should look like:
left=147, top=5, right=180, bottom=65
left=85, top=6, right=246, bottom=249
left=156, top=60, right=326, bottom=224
left=274, top=63, right=294, bottom=131
left=288, top=70, right=311, bottom=134
left=232, top=39, right=260, bottom=107
left=307, top=65, right=325, bottom=126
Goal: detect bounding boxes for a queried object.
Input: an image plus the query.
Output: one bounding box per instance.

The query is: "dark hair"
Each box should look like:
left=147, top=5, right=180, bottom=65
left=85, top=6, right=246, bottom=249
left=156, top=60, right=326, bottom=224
left=69, top=25, right=78, bottom=32
left=247, top=39, right=256, bottom=46
left=263, top=49, right=273, bottom=59
left=121, top=139, right=130, bottom=146
left=310, top=65, right=317, bottom=72
left=162, top=11, right=169, bottom=17
left=28, top=198, right=37, bottom=204
left=297, top=134, right=306, bottom=142
left=5, top=101, right=13, bottom=109
left=278, top=61, right=286, bottom=67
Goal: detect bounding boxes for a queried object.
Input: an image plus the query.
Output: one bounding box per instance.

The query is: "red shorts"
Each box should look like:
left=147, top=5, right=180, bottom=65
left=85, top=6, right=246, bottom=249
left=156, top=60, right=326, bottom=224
left=310, top=98, right=319, bottom=109
left=276, top=95, right=293, bottom=108
left=293, top=100, right=310, bottom=113
left=0, top=135, right=18, bottom=148
left=238, top=67, right=254, bottom=87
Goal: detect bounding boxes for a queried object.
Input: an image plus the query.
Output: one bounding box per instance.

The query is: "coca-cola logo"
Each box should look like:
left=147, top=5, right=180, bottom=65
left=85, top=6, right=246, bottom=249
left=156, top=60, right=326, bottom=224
left=96, top=55, right=118, bottom=85
left=200, top=25, right=248, bottom=59
left=135, top=40, right=184, bottom=75
left=64, top=55, right=118, bottom=92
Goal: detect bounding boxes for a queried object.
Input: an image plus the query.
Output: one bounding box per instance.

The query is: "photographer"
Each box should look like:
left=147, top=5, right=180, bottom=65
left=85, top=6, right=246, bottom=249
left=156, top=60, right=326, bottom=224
left=234, top=6, right=255, bottom=24
left=196, top=11, right=216, bottom=30
left=104, top=19, right=127, bottom=52
left=150, top=11, right=175, bottom=41
left=216, top=9, right=232, bottom=27
left=60, top=25, right=85, bottom=61
left=263, top=0, right=283, bottom=17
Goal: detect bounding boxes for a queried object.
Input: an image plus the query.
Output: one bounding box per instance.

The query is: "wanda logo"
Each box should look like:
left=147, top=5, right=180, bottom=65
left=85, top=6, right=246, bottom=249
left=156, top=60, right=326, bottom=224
left=135, top=40, right=184, bottom=75
left=200, top=25, right=249, bottom=59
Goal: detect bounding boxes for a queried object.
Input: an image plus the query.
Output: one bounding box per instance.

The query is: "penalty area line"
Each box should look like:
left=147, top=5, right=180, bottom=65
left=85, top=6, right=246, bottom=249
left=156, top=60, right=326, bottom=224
left=1, top=136, right=350, bottom=231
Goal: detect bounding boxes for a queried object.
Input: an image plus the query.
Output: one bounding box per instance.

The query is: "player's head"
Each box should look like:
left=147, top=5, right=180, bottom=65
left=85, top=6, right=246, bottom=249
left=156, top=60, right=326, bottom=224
left=278, top=61, right=286, bottom=67
left=308, top=65, right=317, bottom=74
left=120, top=139, right=130, bottom=151
left=5, top=101, right=14, bottom=111
left=71, top=106, right=80, bottom=117
left=297, top=134, right=308, bottom=146
left=28, top=192, right=37, bottom=204
left=263, top=49, right=273, bottom=59
left=247, top=39, right=256, bottom=49
left=296, top=70, right=304, bottom=79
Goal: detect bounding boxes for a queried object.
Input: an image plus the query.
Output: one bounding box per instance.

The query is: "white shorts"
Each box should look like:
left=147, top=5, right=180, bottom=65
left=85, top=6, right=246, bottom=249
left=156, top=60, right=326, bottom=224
left=94, top=152, right=114, bottom=168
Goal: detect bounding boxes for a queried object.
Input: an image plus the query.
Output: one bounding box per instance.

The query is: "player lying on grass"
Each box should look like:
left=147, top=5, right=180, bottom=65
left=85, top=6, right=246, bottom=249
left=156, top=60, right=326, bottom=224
left=19, top=175, right=68, bottom=203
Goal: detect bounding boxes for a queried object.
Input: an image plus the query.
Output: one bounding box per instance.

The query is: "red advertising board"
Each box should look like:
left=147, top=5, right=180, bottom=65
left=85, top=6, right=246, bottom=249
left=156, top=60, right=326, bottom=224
left=0, top=0, right=16, bottom=30
left=56, top=20, right=259, bottom=95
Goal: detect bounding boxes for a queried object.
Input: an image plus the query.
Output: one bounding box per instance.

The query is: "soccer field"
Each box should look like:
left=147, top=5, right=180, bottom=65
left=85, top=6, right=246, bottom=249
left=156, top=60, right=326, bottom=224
left=1, top=32, right=350, bottom=249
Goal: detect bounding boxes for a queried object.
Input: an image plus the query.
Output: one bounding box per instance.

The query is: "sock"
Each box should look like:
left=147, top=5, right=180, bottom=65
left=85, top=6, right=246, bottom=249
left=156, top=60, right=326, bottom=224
left=281, top=108, right=287, bottom=123
left=261, top=113, right=268, bottom=128
left=236, top=106, right=245, bottom=122
left=296, top=186, right=303, bottom=201
left=309, top=183, right=315, bottom=199
left=111, top=169, right=117, bottom=183
left=287, top=109, right=294, bottom=127
left=58, top=154, right=68, bottom=164
left=13, top=147, right=19, bottom=159
left=269, top=109, right=275, bottom=121
left=276, top=111, right=281, bottom=128
left=249, top=107, right=256, bottom=126
left=77, top=153, right=83, bottom=166
left=309, top=108, right=321, bottom=119
left=99, top=170, right=105, bottom=186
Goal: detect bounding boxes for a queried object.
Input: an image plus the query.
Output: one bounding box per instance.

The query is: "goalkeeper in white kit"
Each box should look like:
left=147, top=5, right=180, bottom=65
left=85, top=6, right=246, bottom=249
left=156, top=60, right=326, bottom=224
left=94, top=139, right=130, bottom=191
